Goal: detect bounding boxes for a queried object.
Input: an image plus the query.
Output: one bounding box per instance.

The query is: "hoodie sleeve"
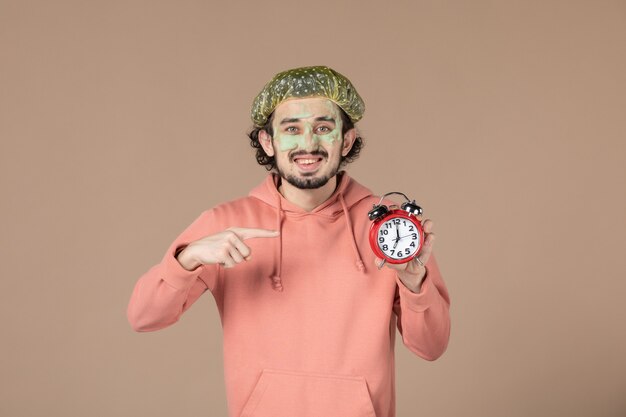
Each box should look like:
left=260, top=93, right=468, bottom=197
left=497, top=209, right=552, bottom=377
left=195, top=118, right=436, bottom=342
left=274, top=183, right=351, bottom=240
left=126, top=210, right=221, bottom=332
left=393, top=252, right=451, bottom=361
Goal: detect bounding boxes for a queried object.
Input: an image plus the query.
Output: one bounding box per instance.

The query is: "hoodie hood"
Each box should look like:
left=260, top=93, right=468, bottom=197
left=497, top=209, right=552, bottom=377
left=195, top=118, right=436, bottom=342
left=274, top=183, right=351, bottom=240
left=249, top=171, right=373, bottom=291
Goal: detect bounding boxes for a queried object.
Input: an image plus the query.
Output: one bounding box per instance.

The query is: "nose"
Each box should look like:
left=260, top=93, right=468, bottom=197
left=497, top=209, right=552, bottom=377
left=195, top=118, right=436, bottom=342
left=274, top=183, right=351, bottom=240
left=303, top=129, right=320, bottom=149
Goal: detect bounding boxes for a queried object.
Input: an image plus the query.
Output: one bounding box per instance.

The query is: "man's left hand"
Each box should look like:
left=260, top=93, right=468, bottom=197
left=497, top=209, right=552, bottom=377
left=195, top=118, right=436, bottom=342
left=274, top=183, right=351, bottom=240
left=374, top=218, right=436, bottom=293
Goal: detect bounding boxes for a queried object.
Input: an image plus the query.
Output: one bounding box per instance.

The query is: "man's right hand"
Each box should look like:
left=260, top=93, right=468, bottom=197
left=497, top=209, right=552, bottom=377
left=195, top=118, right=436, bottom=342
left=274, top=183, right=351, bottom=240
left=176, top=227, right=280, bottom=271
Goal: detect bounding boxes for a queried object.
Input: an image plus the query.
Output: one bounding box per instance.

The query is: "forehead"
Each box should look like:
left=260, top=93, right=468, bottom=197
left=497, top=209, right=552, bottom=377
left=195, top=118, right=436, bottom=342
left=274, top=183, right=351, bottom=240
left=273, top=97, right=341, bottom=120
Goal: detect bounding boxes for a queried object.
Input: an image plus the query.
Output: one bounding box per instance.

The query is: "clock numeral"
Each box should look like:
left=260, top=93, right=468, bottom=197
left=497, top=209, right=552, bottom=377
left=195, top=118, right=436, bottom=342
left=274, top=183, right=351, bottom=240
left=385, top=223, right=393, bottom=229
left=378, top=237, right=385, bottom=243
left=390, top=250, right=395, bottom=256
left=410, top=241, right=416, bottom=247
left=409, top=226, right=414, bottom=231
left=382, top=244, right=388, bottom=251
left=397, top=252, right=403, bottom=258
left=405, top=248, right=410, bottom=255
left=412, top=233, right=417, bottom=240
left=381, top=229, right=389, bottom=235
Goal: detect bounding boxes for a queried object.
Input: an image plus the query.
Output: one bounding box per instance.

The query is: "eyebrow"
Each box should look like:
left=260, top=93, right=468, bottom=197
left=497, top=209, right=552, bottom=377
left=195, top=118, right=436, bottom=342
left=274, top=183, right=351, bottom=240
left=279, top=116, right=336, bottom=125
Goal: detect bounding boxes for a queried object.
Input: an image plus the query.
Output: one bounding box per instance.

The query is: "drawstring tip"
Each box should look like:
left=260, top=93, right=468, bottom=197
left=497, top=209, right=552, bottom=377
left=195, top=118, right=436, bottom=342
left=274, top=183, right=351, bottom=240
left=355, top=259, right=365, bottom=272
left=270, top=275, right=284, bottom=292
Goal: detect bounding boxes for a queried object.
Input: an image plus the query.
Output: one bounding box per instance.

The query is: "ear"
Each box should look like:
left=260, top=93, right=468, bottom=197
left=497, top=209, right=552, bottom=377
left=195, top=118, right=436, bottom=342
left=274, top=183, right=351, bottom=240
left=258, top=129, right=275, bottom=157
left=341, top=127, right=357, bottom=157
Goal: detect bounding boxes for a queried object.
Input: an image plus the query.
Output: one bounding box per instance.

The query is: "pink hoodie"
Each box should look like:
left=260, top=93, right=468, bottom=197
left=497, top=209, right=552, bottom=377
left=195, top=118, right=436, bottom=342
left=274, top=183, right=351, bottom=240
left=127, top=172, right=451, bottom=417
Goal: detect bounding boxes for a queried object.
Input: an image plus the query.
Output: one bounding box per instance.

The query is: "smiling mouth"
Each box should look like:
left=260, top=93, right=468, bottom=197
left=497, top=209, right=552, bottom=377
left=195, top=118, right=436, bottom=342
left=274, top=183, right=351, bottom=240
left=292, top=155, right=324, bottom=171
left=294, top=157, right=323, bottom=165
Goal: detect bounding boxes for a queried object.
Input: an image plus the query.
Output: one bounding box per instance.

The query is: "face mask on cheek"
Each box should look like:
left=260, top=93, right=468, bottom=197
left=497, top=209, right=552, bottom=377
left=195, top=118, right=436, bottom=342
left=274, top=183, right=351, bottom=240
left=275, top=124, right=342, bottom=152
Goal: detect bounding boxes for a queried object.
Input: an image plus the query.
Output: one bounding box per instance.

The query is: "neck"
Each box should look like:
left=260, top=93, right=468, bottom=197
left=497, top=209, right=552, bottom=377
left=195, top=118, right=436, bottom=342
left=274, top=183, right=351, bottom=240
left=278, top=175, right=340, bottom=212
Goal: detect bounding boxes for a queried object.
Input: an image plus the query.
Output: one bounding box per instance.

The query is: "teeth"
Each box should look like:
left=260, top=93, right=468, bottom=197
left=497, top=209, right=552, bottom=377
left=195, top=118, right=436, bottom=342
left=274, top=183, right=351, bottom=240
left=297, top=159, right=318, bottom=164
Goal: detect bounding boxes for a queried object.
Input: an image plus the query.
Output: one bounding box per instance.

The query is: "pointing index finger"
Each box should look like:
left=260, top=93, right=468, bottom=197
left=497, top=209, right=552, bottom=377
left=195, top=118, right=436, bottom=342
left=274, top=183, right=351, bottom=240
left=230, top=227, right=280, bottom=240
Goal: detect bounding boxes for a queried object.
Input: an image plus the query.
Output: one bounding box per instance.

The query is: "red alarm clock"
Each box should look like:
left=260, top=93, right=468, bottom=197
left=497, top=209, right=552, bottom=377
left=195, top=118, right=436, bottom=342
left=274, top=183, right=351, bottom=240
left=368, top=192, right=425, bottom=266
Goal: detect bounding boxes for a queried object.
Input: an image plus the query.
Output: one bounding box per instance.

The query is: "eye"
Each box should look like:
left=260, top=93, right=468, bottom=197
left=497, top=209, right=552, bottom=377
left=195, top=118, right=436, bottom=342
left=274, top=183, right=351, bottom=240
left=316, top=125, right=331, bottom=133
left=285, top=126, right=299, bottom=133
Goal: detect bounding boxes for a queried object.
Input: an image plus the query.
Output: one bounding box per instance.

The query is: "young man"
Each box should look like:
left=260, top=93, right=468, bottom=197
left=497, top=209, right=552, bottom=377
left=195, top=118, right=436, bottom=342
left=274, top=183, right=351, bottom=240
left=127, top=65, right=451, bottom=417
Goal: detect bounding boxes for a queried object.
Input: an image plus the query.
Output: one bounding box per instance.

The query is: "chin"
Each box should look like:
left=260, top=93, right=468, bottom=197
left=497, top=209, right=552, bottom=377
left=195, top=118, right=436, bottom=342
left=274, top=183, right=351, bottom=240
left=284, top=174, right=332, bottom=190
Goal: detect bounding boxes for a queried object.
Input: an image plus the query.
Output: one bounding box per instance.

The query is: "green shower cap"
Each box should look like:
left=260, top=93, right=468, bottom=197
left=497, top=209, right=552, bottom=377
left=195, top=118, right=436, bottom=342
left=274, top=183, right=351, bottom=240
left=251, top=65, right=365, bottom=128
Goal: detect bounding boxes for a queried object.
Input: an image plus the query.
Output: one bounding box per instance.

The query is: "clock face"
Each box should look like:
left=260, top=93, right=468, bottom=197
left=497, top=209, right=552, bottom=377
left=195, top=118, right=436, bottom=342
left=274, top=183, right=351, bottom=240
left=376, top=216, right=422, bottom=261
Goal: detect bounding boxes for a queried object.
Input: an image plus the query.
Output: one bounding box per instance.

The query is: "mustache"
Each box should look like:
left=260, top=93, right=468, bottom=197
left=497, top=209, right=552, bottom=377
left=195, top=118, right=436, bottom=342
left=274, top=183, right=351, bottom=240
left=289, top=149, right=328, bottom=162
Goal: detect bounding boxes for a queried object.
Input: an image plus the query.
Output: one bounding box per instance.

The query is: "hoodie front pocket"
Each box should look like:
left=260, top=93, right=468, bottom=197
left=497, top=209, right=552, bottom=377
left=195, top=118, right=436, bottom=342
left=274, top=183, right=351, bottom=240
left=240, top=368, right=377, bottom=417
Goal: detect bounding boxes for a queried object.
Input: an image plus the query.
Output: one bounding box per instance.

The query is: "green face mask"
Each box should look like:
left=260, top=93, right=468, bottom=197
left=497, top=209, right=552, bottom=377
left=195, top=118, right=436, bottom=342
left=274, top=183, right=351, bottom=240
left=272, top=99, right=344, bottom=152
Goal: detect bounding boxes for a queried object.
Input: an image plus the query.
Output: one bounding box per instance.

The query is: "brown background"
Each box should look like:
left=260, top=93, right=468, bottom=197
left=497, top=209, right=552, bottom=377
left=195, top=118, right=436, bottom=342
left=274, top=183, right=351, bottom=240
left=1, top=1, right=625, bottom=416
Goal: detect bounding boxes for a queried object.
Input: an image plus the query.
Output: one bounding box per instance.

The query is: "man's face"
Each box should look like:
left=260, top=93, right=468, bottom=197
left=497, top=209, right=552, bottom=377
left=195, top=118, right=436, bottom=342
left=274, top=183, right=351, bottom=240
left=259, top=97, right=356, bottom=190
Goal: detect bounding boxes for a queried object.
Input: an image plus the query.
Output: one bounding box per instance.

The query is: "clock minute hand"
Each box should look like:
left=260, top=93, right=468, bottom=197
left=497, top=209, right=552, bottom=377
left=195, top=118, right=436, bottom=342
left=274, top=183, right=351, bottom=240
left=394, top=224, right=400, bottom=248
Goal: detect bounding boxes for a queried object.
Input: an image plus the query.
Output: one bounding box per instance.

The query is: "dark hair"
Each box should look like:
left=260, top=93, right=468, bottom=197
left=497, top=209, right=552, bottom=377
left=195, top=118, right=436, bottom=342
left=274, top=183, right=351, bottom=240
left=247, top=107, right=364, bottom=171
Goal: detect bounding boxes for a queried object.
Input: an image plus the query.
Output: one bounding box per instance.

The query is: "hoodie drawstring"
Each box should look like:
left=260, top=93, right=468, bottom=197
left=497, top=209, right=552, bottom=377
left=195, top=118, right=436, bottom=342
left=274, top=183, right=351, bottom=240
left=270, top=193, right=284, bottom=292
left=339, top=193, right=366, bottom=273
left=267, top=177, right=367, bottom=292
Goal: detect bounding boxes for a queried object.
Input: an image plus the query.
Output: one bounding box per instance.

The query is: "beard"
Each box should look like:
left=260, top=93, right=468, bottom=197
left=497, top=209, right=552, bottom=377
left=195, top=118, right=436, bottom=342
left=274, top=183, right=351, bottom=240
left=275, top=149, right=341, bottom=190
